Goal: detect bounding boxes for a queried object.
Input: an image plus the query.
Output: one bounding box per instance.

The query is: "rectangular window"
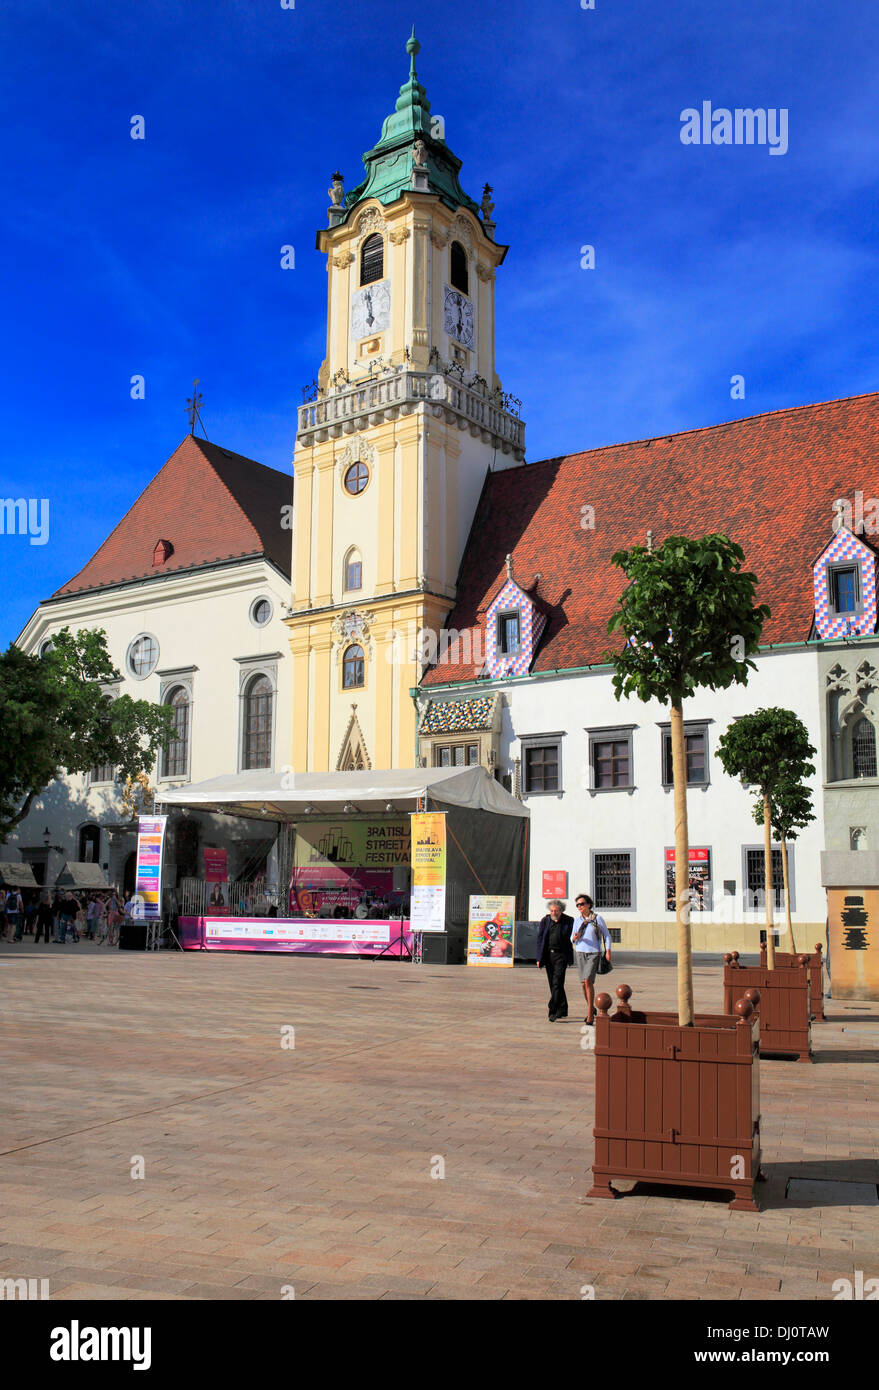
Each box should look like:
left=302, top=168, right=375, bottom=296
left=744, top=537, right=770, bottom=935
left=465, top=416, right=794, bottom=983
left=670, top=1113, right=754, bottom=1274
left=497, top=611, right=521, bottom=654
left=744, top=847, right=786, bottom=911
left=523, top=743, right=559, bottom=793
left=91, top=764, right=115, bottom=785
left=434, top=742, right=479, bottom=768
left=832, top=566, right=858, bottom=614
left=591, top=851, right=634, bottom=910
left=593, top=738, right=630, bottom=788
left=662, top=728, right=707, bottom=785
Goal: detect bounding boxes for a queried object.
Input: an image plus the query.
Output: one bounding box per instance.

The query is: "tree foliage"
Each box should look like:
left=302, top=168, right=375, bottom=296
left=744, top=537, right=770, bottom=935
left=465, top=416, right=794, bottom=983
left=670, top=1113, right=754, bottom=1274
left=752, top=774, right=815, bottom=842
left=606, top=533, right=770, bottom=704
left=716, top=707, right=816, bottom=799
left=0, top=627, right=175, bottom=839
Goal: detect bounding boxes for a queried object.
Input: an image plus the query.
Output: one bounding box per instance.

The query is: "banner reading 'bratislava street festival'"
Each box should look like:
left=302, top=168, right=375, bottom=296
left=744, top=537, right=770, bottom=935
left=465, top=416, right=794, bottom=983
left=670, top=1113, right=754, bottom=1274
left=409, top=811, right=446, bottom=933
left=134, top=815, right=167, bottom=920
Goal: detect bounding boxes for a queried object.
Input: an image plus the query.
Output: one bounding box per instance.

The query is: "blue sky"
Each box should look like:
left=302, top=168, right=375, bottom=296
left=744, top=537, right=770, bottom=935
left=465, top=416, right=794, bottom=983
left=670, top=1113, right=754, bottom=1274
left=2, top=0, right=877, bottom=645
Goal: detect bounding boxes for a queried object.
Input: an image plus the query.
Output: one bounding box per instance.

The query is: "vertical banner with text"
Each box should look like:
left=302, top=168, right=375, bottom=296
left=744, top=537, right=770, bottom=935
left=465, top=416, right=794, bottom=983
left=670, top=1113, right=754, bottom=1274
left=135, top=815, right=167, bottom=920
left=410, top=811, right=447, bottom=933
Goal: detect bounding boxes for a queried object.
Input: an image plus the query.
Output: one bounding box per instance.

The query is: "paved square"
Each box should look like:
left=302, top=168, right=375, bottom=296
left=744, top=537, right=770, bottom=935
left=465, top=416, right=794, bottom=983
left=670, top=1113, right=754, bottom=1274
left=1, top=945, right=877, bottom=1300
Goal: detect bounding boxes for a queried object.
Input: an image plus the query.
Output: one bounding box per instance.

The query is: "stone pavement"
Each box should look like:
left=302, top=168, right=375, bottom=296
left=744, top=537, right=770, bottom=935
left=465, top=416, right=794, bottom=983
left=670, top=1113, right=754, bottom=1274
left=1, top=943, right=877, bottom=1300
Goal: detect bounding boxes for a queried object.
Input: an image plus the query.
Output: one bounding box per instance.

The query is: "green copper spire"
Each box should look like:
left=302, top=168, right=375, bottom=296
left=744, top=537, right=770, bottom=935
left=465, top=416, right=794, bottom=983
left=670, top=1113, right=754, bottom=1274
left=341, top=30, right=480, bottom=218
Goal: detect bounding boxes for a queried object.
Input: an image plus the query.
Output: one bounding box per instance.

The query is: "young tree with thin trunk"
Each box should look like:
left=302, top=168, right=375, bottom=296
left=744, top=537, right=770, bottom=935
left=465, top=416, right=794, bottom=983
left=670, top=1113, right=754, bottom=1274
left=606, top=534, right=769, bottom=1026
left=717, top=708, right=816, bottom=967
left=750, top=769, right=815, bottom=956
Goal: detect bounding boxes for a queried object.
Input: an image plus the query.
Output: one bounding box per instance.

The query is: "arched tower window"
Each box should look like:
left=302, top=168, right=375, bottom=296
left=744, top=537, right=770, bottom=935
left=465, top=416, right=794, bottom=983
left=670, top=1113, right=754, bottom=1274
left=450, top=240, right=469, bottom=295
left=242, top=674, right=273, bottom=770
left=344, top=548, right=362, bottom=592
left=852, top=716, right=877, bottom=778
left=360, top=233, right=384, bottom=286
left=343, top=645, right=365, bottom=689
left=161, top=686, right=190, bottom=779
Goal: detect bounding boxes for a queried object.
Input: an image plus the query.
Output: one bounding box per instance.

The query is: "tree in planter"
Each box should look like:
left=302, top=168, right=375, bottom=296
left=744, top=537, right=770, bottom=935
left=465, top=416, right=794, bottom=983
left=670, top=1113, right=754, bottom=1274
left=717, top=708, right=816, bottom=967
left=752, top=776, right=815, bottom=955
left=0, top=628, right=175, bottom=840
left=606, top=534, right=769, bottom=1025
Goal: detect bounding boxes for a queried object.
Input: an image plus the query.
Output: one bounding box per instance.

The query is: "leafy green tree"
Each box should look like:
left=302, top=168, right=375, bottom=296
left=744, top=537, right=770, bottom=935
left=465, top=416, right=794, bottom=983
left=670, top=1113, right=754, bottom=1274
left=751, top=770, right=815, bottom=956
left=607, top=534, right=769, bottom=1025
left=717, top=708, right=816, bottom=967
left=0, top=627, right=174, bottom=839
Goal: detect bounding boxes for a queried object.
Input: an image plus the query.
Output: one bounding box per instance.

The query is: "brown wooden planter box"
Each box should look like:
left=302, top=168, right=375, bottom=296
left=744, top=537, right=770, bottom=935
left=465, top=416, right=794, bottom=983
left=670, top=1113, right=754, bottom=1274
left=760, top=942, right=826, bottom=1021
left=587, top=984, right=763, bottom=1212
left=723, top=952, right=812, bottom=1061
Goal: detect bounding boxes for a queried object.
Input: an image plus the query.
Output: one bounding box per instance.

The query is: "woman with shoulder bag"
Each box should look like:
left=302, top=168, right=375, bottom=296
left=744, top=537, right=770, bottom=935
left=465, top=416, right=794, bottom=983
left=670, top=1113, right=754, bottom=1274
left=571, top=893, right=612, bottom=1027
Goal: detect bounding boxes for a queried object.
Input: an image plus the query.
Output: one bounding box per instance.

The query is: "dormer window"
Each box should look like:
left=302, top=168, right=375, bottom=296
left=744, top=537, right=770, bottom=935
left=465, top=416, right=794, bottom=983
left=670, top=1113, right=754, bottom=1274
left=360, top=233, right=384, bottom=286
left=450, top=240, right=469, bottom=295
left=497, top=610, right=521, bottom=655
left=831, top=566, right=859, bottom=614
left=813, top=529, right=876, bottom=639
left=153, top=539, right=174, bottom=567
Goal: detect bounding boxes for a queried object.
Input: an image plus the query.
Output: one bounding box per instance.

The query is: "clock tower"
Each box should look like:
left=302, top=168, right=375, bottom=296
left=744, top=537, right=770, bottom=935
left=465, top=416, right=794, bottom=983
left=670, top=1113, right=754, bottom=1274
left=286, top=30, right=525, bottom=774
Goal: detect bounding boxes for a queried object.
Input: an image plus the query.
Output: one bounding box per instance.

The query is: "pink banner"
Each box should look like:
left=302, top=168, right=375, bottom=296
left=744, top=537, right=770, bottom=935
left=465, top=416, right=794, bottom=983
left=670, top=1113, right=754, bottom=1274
left=179, top=916, right=412, bottom=958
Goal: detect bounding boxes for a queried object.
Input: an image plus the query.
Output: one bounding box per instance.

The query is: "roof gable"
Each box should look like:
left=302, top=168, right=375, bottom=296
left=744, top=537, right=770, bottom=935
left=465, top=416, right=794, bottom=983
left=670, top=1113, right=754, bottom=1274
left=53, top=436, right=292, bottom=598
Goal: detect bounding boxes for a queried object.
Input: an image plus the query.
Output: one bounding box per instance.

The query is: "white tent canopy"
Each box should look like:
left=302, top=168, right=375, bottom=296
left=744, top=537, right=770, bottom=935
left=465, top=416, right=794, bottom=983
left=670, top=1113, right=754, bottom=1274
left=158, top=766, right=529, bottom=820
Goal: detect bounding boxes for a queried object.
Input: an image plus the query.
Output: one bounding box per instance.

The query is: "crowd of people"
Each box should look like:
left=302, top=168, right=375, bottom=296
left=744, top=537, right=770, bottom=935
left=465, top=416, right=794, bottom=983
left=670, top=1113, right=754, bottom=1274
left=1, top=887, right=135, bottom=946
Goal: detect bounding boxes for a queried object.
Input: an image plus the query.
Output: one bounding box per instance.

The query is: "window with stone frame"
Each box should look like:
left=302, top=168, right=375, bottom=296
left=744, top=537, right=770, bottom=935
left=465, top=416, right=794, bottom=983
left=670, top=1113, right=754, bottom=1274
left=662, top=725, right=708, bottom=785
left=591, top=850, right=635, bottom=910
left=522, top=740, right=560, bottom=794
left=433, top=742, right=479, bottom=768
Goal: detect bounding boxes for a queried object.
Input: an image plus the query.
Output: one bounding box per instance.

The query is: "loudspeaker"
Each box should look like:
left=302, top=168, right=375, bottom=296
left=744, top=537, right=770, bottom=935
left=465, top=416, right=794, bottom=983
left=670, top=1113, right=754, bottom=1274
left=420, top=932, right=449, bottom=964
left=118, top=921, right=147, bottom=951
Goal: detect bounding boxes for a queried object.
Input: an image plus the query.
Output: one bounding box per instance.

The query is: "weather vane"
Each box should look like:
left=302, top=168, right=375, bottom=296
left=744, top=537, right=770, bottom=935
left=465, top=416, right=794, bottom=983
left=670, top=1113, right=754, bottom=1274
left=186, top=379, right=208, bottom=439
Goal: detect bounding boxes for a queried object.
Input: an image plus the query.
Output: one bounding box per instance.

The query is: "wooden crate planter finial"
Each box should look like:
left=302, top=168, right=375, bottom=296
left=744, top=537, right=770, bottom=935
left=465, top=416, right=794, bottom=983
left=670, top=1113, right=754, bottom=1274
left=588, top=984, right=764, bottom=1212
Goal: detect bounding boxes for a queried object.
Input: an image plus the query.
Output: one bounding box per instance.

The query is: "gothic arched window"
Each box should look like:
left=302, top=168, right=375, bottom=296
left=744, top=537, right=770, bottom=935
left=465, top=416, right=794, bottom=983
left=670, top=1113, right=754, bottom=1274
left=450, top=240, right=469, bottom=295
left=360, top=233, right=383, bottom=286
left=343, top=645, right=365, bottom=689
left=242, top=675, right=273, bottom=770
left=161, top=686, right=190, bottom=779
left=852, top=716, right=877, bottom=778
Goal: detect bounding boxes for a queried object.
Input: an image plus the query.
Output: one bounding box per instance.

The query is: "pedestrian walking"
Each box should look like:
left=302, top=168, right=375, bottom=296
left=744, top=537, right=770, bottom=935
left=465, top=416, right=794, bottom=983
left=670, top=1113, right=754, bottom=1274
left=34, top=893, right=54, bottom=944
left=6, top=888, right=25, bottom=941
left=86, top=896, right=100, bottom=940
left=572, top=893, right=613, bottom=1027
left=536, top=899, right=575, bottom=1022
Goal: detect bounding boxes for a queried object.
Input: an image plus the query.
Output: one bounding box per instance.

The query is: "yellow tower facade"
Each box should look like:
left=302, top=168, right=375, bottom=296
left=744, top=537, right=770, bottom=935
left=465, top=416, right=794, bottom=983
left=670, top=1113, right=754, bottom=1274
left=286, top=33, right=525, bottom=773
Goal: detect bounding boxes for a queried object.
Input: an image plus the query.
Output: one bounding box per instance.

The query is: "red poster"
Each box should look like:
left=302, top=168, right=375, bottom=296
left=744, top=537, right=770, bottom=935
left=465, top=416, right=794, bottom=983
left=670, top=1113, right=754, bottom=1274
left=204, top=848, right=227, bottom=883
left=542, top=870, right=568, bottom=899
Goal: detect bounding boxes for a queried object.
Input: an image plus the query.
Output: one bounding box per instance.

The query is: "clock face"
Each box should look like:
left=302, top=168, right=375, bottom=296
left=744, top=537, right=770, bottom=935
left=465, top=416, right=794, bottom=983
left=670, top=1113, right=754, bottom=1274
left=443, top=285, right=475, bottom=349
left=351, top=280, right=390, bottom=340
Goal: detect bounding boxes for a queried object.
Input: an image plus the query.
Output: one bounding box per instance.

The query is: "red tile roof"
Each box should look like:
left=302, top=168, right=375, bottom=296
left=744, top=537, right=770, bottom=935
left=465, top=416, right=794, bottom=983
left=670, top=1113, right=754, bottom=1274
left=421, top=392, right=879, bottom=686
left=53, top=437, right=292, bottom=597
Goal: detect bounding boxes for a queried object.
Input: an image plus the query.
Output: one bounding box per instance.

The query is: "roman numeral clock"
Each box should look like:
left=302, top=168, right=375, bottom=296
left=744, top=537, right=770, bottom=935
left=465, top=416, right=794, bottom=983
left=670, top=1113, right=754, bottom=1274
left=443, top=284, right=475, bottom=349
